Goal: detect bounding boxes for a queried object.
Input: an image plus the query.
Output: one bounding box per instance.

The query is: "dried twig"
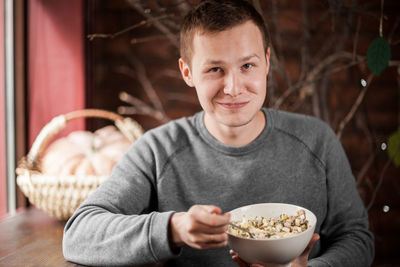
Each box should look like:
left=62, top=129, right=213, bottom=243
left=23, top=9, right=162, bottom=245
left=367, top=143, right=400, bottom=210
left=126, top=0, right=179, bottom=48
left=166, top=93, right=198, bottom=104
left=87, top=15, right=172, bottom=41
left=129, top=57, right=167, bottom=116
left=355, top=108, right=378, bottom=186
left=152, top=69, right=183, bottom=82
left=130, top=35, right=168, bottom=44
left=269, top=45, right=292, bottom=90
left=357, top=153, right=376, bottom=186
left=119, top=92, right=167, bottom=122
left=395, top=65, right=400, bottom=127
left=273, top=51, right=363, bottom=109
left=353, top=17, right=362, bottom=61
left=318, top=7, right=353, bottom=122
left=299, top=0, right=311, bottom=85
left=319, top=68, right=331, bottom=124
left=337, top=73, right=374, bottom=140
left=270, top=0, right=286, bottom=71
left=261, top=0, right=292, bottom=104
left=389, top=60, right=400, bottom=67
left=116, top=60, right=171, bottom=123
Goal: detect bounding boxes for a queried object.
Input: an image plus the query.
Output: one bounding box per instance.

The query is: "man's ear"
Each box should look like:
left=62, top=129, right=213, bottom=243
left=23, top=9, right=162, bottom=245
left=179, top=58, right=195, bottom=87
left=265, top=47, right=271, bottom=75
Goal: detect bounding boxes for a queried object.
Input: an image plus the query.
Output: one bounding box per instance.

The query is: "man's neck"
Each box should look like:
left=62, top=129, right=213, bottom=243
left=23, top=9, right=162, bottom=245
left=204, top=111, right=266, bottom=147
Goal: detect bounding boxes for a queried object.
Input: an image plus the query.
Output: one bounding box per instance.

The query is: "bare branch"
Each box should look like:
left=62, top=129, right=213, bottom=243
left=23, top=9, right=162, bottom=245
left=318, top=5, right=354, bottom=122
left=299, top=0, right=311, bottom=84
left=118, top=106, right=167, bottom=122
left=398, top=65, right=400, bottom=126
left=354, top=108, right=377, bottom=184
left=300, top=0, right=321, bottom=118
left=311, top=35, right=337, bottom=66
left=119, top=91, right=170, bottom=123
left=119, top=91, right=148, bottom=109
left=366, top=142, right=400, bottom=210
left=131, top=34, right=169, bottom=44
left=129, top=57, right=166, bottom=115
left=356, top=153, right=376, bottom=186
left=273, top=51, right=362, bottom=109
left=311, top=10, right=330, bottom=33
left=87, top=15, right=172, bottom=41
left=166, top=93, right=199, bottom=104
left=116, top=60, right=171, bottom=123
left=352, top=17, right=361, bottom=61
left=126, top=0, right=179, bottom=48
left=263, top=0, right=293, bottom=92
left=151, top=69, right=183, bottom=84
left=336, top=73, right=374, bottom=140
left=389, top=60, right=400, bottom=67
left=270, top=46, right=292, bottom=89
left=319, top=69, right=331, bottom=124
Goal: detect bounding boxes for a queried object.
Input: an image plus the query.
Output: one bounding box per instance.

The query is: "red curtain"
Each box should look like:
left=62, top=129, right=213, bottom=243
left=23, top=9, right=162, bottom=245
left=28, top=0, right=85, bottom=147
left=0, top=0, right=6, bottom=219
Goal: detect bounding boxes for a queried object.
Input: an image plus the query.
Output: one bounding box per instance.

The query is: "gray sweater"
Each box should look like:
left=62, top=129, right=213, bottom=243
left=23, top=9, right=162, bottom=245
left=63, top=108, right=374, bottom=267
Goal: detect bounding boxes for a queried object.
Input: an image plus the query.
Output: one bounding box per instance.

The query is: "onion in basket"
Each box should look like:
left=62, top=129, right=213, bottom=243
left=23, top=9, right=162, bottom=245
left=40, top=125, right=131, bottom=175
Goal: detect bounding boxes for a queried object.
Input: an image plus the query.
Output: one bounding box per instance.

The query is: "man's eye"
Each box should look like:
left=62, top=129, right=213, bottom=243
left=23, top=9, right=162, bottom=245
left=209, top=67, right=221, bottom=73
left=242, top=63, right=253, bottom=70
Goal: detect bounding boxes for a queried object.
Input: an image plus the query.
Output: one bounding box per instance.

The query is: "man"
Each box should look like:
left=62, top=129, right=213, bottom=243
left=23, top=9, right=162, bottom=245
left=63, top=0, right=374, bottom=266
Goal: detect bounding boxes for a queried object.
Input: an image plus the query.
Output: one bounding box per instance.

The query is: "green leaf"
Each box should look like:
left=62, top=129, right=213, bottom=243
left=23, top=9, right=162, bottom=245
left=388, top=128, right=400, bottom=167
left=367, top=37, right=391, bottom=76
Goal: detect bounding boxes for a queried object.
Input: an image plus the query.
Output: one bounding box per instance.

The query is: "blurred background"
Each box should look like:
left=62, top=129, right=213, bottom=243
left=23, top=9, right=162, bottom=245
left=0, top=0, right=399, bottom=266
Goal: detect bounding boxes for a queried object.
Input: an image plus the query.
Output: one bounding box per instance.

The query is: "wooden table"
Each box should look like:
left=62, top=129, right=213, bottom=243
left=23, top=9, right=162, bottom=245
left=4, top=208, right=396, bottom=267
left=0, top=208, right=83, bottom=267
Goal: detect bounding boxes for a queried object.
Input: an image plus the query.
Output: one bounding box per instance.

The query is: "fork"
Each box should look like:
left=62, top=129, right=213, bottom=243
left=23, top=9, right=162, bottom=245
left=229, top=222, right=256, bottom=239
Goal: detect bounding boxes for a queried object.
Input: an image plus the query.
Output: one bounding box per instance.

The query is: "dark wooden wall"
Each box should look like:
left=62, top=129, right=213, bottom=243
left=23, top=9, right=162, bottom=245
left=85, top=0, right=400, bottom=265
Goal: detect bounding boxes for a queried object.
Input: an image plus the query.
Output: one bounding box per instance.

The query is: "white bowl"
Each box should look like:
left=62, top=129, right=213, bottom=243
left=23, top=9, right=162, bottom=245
left=227, top=203, right=317, bottom=265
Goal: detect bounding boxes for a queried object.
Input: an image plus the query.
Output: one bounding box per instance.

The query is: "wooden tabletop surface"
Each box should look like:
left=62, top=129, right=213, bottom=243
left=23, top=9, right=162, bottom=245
left=0, top=208, right=83, bottom=267
left=1, top=207, right=399, bottom=266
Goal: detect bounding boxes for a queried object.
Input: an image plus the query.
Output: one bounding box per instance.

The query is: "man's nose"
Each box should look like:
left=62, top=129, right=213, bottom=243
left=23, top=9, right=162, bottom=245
left=223, top=71, right=242, bottom=97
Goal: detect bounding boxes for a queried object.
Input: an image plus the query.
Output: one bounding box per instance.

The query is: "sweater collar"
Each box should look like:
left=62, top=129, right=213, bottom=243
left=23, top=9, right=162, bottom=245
left=195, top=108, right=274, bottom=155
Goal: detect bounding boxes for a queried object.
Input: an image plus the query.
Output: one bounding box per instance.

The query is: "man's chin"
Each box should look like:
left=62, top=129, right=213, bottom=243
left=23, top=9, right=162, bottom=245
left=217, top=117, right=252, bottom=128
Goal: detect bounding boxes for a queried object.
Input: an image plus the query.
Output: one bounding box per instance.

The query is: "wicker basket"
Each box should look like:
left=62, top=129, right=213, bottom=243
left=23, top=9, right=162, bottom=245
left=16, top=109, right=144, bottom=220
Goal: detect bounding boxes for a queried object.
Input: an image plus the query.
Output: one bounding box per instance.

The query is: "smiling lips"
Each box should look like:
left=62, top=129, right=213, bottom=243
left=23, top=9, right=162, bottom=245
left=218, top=101, right=249, bottom=109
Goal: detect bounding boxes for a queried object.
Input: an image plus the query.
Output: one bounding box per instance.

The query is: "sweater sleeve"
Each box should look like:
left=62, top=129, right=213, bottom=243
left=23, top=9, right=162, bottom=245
left=308, top=128, right=374, bottom=267
left=62, top=136, right=180, bottom=266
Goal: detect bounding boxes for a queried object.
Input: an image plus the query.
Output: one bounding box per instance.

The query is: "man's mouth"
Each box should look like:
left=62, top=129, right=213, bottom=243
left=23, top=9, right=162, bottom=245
left=218, top=101, right=249, bottom=109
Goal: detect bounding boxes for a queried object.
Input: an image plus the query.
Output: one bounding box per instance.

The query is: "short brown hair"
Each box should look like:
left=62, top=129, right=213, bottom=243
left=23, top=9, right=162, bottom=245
left=180, top=0, right=269, bottom=66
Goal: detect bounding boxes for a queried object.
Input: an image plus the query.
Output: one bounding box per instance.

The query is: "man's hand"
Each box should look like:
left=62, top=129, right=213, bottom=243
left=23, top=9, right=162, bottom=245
left=230, top=233, right=320, bottom=267
left=169, top=205, right=230, bottom=250
left=290, top=233, right=320, bottom=267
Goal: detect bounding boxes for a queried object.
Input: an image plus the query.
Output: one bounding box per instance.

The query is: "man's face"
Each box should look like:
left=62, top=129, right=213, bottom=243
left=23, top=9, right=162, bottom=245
left=179, top=21, right=270, bottom=131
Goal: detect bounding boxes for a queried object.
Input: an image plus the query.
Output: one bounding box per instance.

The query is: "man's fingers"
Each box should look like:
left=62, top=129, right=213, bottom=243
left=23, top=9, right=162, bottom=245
left=177, top=205, right=232, bottom=250
left=195, top=240, right=228, bottom=250
left=307, top=233, right=320, bottom=250
left=189, top=232, right=228, bottom=250
left=189, top=205, right=230, bottom=227
left=202, top=205, right=222, bottom=215
left=230, top=250, right=249, bottom=267
left=300, top=233, right=320, bottom=257
left=190, top=232, right=228, bottom=244
left=200, top=224, right=229, bottom=234
left=231, top=250, right=266, bottom=267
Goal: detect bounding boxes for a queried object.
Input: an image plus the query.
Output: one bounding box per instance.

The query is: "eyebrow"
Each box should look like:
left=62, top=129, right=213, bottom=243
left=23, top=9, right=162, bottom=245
left=203, top=54, right=260, bottom=66
left=240, top=54, right=260, bottom=62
